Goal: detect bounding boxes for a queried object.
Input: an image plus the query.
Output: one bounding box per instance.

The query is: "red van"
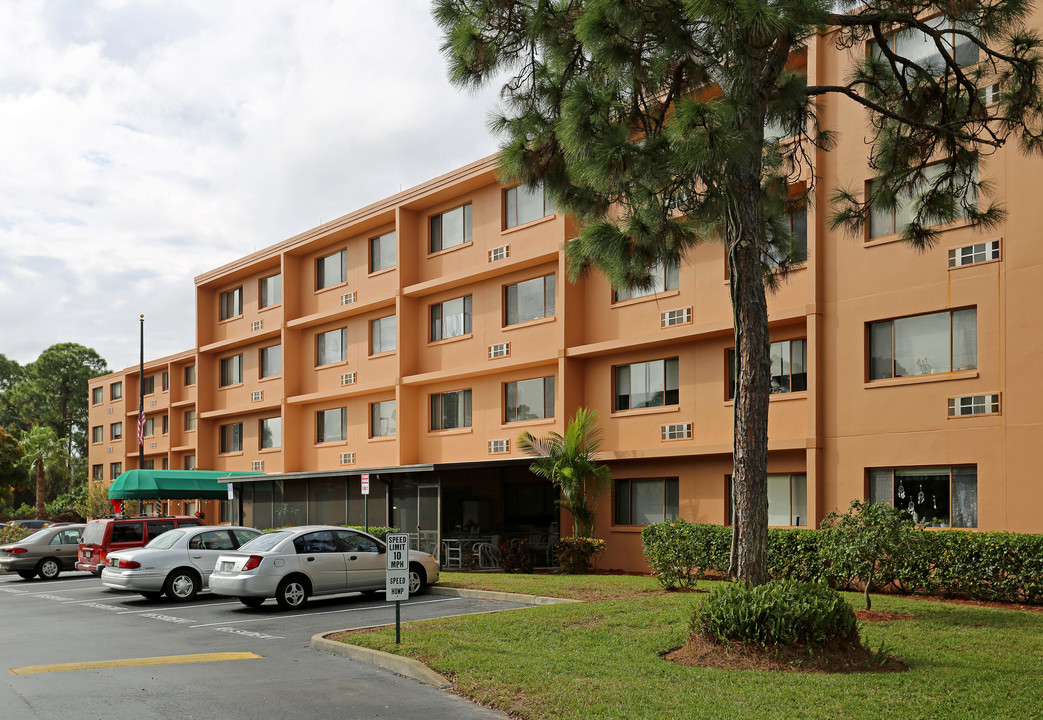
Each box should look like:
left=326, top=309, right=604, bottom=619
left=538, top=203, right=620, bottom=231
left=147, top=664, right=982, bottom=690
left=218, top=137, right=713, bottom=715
left=76, top=516, right=204, bottom=575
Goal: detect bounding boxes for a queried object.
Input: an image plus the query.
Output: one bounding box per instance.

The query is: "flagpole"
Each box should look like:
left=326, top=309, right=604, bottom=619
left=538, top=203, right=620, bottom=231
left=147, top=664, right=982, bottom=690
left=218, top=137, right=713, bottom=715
left=138, top=314, right=145, bottom=469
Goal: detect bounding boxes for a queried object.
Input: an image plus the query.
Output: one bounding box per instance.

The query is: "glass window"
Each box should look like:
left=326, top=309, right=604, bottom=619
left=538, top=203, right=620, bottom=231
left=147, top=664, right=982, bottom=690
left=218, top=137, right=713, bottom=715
left=613, top=260, right=680, bottom=302
left=370, top=231, right=396, bottom=272
left=505, top=184, right=554, bottom=229
left=505, top=376, right=555, bottom=422
left=430, top=204, right=472, bottom=252
left=317, top=408, right=347, bottom=443
left=184, top=365, right=196, bottom=386
left=869, top=308, right=976, bottom=380
left=162, top=372, right=169, bottom=392
left=431, top=390, right=472, bottom=431
left=92, top=464, right=103, bottom=480
left=371, top=315, right=396, bottom=354
left=728, top=339, right=807, bottom=398
left=184, top=409, right=196, bottom=431
left=220, top=287, right=243, bottom=320
left=111, top=422, right=123, bottom=441
left=162, top=415, right=169, bottom=434
left=615, top=358, right=679, bottom=411
left=431, top=296, right=472, bottom=341
left=869, top=466, right=978, bottom=528
left=142, top=375, right=155, bottom=395
left=727, top=473, right=807, bottom=527
left=316, top=249, right=347, bottom=290
left=615, top=478, right=679, bottom=525
left=110, top=462, right=122, bottom=479
left=764, top=208, right=808, bottom=267
left=260, top=345, right=281, bottom=378
left=220, top=423, right=243, bottom=453
left=872, top=17, right=979, bottom=80
left=260, top=274, right=281, bottom=308
left=184, top=455, right=196, bottom=470
left=869, top=164, right=976, bottom=238
left=92, top=387, right=103, bottom=404
left=220, top=355, right=243, bottom=386
left=260, top=417, right=282, bottom=449
left=505, top=274, right=555, bottom=325
left=316, top=329, right=347, bottom=366
left=141, top=459, right=155, bottom=470
left=111, top=382, right=123, bottom=400
left=111, top=522, right=143, bottom=543
left=371, top=400, right=396, bottom=437
left=143, top=417, right=154, bottom=437
left=92, top=425, right=103, bottom=443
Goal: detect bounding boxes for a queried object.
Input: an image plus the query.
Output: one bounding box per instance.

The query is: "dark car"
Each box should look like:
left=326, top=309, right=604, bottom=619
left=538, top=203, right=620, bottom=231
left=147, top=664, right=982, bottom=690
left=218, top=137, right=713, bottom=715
left=10, top=519, right=52, bottom=530
left=76, top=515, right=204, bottom=575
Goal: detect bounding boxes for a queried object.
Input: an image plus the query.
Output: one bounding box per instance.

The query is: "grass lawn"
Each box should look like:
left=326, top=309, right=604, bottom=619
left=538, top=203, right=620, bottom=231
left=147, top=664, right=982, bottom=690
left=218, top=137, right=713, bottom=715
left=336, top=573, right=1043, bottom=720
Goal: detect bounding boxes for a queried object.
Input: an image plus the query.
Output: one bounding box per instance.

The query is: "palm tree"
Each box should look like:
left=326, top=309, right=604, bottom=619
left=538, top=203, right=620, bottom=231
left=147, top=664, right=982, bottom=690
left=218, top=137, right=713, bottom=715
left=517, top=408, right=612, bottom=538
left=19, top=426, right=68, bottom=520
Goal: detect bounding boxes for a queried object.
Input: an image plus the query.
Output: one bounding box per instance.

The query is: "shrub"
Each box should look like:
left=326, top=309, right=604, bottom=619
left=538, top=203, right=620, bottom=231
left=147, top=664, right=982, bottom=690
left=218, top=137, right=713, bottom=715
left=344, top=525, right=397, bottom=543
left=0, top=526, right=32, bottom=544
left=555, top=537, right=605, bottom=574
left=498, top=539, right=534, bottom=573
left=768, top=528, right=828, bottom=583
left=696, top=579, right=858, bottom=647
left=642, top=519, right=726, bottom=589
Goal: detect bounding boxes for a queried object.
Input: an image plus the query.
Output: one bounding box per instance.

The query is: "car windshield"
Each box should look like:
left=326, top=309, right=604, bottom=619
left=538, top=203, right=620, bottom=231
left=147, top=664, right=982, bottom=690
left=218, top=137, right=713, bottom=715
left=145, top=530, right=186, bottom=549
left=238, top=531, right=291, bottom=552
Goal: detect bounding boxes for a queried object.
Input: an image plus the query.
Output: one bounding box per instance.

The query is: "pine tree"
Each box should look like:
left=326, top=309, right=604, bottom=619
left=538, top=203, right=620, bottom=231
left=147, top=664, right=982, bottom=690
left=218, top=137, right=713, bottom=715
left=434, top=0, right=1043, bottom=584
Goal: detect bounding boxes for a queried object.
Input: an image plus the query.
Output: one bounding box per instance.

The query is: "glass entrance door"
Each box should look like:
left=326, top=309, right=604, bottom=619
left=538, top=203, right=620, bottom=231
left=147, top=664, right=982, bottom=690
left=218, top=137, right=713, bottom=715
left=391, top=476, right=442, bottom=562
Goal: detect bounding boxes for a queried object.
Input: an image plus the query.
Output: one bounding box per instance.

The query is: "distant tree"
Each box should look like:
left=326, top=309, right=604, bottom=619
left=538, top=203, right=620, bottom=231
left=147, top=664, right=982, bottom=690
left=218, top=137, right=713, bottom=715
left=517, top=407, right=612, bottom=537
left=0, top=427, right=24, bottom=508
left=0, top=353, right=22, bottom=393
left=19, top=426, right=69, bottom=520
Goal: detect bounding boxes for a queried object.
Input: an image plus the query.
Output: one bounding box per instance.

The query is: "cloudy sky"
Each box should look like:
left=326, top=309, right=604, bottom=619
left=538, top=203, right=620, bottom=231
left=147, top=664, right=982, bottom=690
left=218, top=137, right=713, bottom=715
left=0, top=0, right=503, bottom=372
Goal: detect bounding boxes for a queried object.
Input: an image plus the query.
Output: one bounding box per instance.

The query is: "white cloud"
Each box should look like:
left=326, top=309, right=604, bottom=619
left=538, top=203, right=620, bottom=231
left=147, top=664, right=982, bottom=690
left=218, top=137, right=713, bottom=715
left=0, top=0, right=503, bottom=370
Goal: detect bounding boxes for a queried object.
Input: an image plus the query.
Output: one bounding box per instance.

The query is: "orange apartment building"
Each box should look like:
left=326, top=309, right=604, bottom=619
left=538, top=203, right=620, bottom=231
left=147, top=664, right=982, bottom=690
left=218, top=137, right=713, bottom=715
left=88, top=26, right=1043, bottom=572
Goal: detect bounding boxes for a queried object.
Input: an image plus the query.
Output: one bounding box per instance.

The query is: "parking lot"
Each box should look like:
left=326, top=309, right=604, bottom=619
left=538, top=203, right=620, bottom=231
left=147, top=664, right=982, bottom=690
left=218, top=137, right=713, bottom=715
left=0, top=571, right=524, bottom=720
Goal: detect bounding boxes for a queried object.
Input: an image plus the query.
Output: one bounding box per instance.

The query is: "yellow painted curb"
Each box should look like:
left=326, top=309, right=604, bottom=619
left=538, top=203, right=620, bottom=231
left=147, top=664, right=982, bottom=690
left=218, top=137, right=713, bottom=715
left=10, top=651, right=263, bottom=675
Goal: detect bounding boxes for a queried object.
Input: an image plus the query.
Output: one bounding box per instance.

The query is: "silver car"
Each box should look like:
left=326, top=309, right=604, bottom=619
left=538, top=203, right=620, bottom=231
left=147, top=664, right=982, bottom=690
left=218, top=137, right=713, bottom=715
left=209, top=526, right=440, bottom=609
left=0, top=524, right=85, bottom=580
left=101, top=525, right=261, bottom=601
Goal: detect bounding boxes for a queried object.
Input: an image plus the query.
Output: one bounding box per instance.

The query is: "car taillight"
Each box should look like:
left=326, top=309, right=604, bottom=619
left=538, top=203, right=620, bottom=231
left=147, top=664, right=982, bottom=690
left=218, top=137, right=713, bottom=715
left=5, top=548, right=27, bottom=554
left=114, top=559, right=140, bottom=569
left=242, top=555, right=262, bottom=571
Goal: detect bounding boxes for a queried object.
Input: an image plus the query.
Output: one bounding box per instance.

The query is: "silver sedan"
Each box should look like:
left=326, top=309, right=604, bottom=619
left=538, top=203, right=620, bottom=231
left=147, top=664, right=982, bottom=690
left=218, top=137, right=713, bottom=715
left=209, top=526, right=440, bottom=610
left=0, top=524, right=85, bottom=580
left=101, top=525, right=261, bottom=601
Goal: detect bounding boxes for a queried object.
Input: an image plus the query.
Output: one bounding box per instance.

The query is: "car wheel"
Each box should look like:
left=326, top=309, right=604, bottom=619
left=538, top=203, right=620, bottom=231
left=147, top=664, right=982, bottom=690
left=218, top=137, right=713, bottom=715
left=275, top=576, right=309, bottom=610
left=408, top=564, right=426, bottom=595
left=164, top=569, right=200, bottom=602
left=36, top=558, right=61, bottom=580
left=140, top=592, right=163, bottom=601
left=239, top=597, right=265, bottom=608
left=16, top=570, right=35, bottom=580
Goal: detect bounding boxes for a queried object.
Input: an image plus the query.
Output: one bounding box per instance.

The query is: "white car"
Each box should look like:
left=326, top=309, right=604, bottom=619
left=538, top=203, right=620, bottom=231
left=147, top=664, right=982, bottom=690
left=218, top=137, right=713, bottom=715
left=209, top=526, right=440, bottom=609
left=101, top=525, right=262, bottom=601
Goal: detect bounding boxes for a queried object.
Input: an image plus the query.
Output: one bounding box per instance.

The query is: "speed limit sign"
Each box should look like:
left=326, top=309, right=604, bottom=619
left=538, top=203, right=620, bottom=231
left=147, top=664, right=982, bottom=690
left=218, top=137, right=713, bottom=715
left=385, top=533, right=410, bottom=601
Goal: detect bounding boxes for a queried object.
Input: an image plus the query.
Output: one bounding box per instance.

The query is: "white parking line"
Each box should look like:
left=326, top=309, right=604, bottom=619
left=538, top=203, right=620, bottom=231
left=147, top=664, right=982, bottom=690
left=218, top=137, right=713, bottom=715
left=116, top=600, right=242, bottom=614
left=189, top=596, right=455, bottom=628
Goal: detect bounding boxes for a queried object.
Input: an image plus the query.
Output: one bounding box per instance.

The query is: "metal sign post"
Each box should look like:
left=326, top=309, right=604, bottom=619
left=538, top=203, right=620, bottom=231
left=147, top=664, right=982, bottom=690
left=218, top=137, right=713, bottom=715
left=361, top=473, right=370, bottom=533
left=385, top=533, right=409, bottom=644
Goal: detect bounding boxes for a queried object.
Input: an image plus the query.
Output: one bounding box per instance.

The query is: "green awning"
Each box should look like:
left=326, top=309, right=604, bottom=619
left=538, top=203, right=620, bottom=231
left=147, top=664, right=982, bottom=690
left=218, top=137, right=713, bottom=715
left=108, top=470, right=265, bottom=500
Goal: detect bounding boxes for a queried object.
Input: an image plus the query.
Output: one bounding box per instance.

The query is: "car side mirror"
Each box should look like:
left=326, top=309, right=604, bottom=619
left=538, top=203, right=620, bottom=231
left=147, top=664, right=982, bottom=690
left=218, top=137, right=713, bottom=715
left=377, top=545, right=386, bottom=553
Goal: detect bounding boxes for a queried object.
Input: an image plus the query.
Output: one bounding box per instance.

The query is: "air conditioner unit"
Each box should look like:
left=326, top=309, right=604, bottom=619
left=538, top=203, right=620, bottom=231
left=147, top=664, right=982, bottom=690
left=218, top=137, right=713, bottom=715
left=340, top=452, right=355, bottom=465
left=661, top=308, right=693, bottom=328
left=488, top=342, right=510, bottom=359
left=251, top=461, right=264, bottom=471
left=251, top=320, right=263, bottom=331
left=150, top=442, right=158, bottom=449
left=661, top=423, right=693, bottom=440
left=150, top=400, right=158, bottom=407
left=251, top=391, right=263, bottom=402
left=489, top=245, right=510, bottom=262
left=341, top=372, right=356, bottom=385
left=107, top=408, right=113, bottom=414
left=488, top=439, right=510, bottom=454
left=341, top=291, right=357, bottom=306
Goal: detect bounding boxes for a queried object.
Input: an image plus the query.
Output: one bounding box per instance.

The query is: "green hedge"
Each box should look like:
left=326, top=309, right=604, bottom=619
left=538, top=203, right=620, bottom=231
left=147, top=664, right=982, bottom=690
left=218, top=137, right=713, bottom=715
left=642, top=520, right=1043, bottom=604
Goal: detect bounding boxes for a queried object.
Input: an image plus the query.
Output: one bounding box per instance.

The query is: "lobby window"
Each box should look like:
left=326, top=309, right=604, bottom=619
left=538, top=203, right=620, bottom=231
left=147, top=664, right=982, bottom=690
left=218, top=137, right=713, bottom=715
left=728, top=339, right=807, bottom=398
left=371, top=315, right=396, bottom=354
left=220, top=354, right=243, bottom=386
left=615, top=478, right=679, bottom=525
left=92, top=387, right=103, bottom=405
left=92, top=464, right=103, bottom=481
left=431, top=389, right=472, bottom=431
left=111, top=381, right=123, bottom=401
left=613, top=260, right=679, bottom=302
left=317, top=249, right=347, bottom=290
left=505, top=274, right=555, bottom=326
left=260, top=417, right=282, bottom=449
left=143, top=417, right=154, bottom=437
left=260, top=273, right=282, bottom=308
left=870, top=466, right=978, bottom=528
left=184, top=455, right=196, bottom=471
left=220, top=422, right=243, bottom=453
left=111, top=422, right=123, bottom=441
left=869, top=308, right=976, bottom=380
left=143, top=375, right=155, bottom=395
left=260, top=345, right=281, bottom=378
left=220, top=287, right=243, bottom=320
left=431, top=296, right=472, bottom=341
left=505, top=183, right=554, bottom=229
left=370, top=231, right=396, bottom=273
left=371, top=400, right=396, bottom=437
left=91, top=425, right=103, bottom=443
left=317, top=408, right=347, bottom=443
left=111, top=462, right=122, bottom=480
left=184, top=409, right=196, bottom=431
left=184, top=365, right=196, bottom=387
left=430, top=203, right=472, bottom=252
left=316, top=328, right=347, bottom=366
left=505, top=376, right=555, bottom=422
left=614, top=358, right=679, bottom=411
left=727, top=473, right=808, bottom=527
left=869, top=164, right=976, bottom=239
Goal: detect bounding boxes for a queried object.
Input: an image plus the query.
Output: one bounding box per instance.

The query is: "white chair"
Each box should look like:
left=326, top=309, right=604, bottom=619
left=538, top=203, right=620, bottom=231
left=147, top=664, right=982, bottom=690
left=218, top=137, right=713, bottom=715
left=441, top=540, right=462, bottom=569
left=476, top=542, right=500, bottom=569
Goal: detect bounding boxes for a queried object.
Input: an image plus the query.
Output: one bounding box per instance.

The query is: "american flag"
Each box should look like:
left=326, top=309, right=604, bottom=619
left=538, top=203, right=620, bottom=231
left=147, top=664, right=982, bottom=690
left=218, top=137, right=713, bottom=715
left=137, top=400, right=146, bottom=447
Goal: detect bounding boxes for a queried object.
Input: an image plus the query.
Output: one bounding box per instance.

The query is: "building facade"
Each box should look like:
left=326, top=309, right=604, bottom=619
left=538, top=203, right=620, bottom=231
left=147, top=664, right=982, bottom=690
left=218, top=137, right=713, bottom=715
left=89, top=28, right=1043, bottom=572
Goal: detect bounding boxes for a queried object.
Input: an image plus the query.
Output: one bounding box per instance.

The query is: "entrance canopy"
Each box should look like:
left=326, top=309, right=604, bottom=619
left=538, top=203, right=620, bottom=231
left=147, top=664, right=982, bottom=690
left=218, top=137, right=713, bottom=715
left=108, top=470, right=265, bottom=500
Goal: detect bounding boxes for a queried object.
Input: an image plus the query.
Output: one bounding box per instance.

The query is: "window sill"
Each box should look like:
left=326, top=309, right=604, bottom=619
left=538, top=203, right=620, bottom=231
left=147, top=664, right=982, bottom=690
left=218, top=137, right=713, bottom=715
left=259, top=447, right=281, bottom=454
left=429, top=333, right=473, bottom=347
left=219, top=383, right=244, bottom=390
left=316, top=360, right=349, bottom=369
left=218, top=451, right=244, bottom=458
left=864, top=370, right=978, bottom=389
left=502, top=316, right=556, bottom=332
left=369, top=350, right=397, bottom=359
left=609, top=525, right=647, bottom=533
left=259, top=375, right=282, bottom=383
left=865, top=218, right=973, bottom=247
left=368, top=435, right=397, bottom=443
left=217, top=315, right=243, bottom=325
left=427, top=427, right=473, bottom=437
left=316, top=440, right=348, bottom=447
left=502, top=417, right=556, bottom=429
left=611, top=288, right=680, bottom=308
left=315, top=281, right=349, bottom=295
left=258, top=304, right=282, bottom=313
left=724, top=390, right=808, bottom=406
left=428, top=241, right=473, bottom=259
left=368, top=266, right=396, bottom=278
left=610, top=405, right=680, bottom=419
left=502, top=213, right=557, bottom=235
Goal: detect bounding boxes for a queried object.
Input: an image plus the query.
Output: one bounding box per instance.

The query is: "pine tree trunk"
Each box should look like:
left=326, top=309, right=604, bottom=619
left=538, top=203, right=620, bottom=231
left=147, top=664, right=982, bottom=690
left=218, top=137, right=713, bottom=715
left=35, top=458, right=46, bottom=520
